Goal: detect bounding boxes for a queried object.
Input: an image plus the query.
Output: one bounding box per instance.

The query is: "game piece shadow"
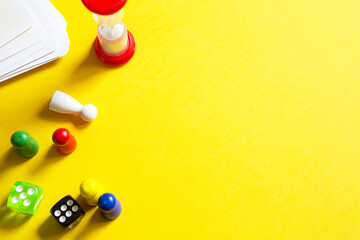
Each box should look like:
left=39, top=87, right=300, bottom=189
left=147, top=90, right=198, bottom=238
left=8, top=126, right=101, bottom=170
left=0, top=147, right=31, bottom=175
left=74, top=208, right=114, bottom=240
left=69, top=45, right=126, bottom=84
left=0, top=60, right=58, bottom=88
left=75, top=195, right=95, bottom=212
left=0, top=198, right=31, bottom=230
left=37, top=215, right=66, bottom=240
left=44, top=145, right=67, bottom=161
left=39, top=100, right=90, bottom=129
left=31, top=146, right=67, bottom=175
left=74, top=46, right=118, bottom=74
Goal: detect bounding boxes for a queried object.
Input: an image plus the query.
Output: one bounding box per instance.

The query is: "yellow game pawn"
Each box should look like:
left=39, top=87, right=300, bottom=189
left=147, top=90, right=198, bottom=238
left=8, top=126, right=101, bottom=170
left=80, top=178, right=103, bottom=206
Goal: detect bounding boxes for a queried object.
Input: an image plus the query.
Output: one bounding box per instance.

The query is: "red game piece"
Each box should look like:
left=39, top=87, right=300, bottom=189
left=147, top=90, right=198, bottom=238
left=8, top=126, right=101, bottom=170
left=52, top=128, right=77, bottom=155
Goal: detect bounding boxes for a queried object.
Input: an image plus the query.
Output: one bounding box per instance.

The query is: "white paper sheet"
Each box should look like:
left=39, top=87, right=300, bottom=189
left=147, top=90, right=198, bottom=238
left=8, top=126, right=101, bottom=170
left=0, top=0, right=45, bottom=61
left=0, top=0, right=69, bottom=82
left=0, top=0, right=34, bottom=47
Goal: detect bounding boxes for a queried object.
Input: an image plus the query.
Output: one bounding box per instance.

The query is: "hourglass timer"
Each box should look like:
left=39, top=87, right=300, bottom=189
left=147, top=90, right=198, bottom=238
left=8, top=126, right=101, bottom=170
left=81, top=0, right=136, bottom=65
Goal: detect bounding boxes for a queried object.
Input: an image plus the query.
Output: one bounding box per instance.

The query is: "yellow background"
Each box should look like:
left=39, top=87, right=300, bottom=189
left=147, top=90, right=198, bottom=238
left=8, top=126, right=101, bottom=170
left=1, top=0, right=360, bottom=239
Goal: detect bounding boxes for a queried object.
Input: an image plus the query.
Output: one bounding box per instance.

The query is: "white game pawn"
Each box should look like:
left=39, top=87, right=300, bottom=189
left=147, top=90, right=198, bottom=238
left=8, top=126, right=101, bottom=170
left=49, top=90, right=97, bottom=122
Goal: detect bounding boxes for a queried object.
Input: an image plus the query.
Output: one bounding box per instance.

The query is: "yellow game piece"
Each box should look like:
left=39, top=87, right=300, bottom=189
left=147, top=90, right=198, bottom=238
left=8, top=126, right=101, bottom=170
left=80, top=178, right=103, bottom=206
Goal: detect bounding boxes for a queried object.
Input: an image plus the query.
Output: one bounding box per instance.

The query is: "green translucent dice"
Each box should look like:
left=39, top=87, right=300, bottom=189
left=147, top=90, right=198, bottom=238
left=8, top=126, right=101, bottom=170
left=7, top=181, right=43, bottom=215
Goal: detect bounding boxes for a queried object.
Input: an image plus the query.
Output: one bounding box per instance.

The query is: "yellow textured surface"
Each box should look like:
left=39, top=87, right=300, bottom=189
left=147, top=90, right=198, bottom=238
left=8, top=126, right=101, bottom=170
left=1, top=0, right=360, bottom=239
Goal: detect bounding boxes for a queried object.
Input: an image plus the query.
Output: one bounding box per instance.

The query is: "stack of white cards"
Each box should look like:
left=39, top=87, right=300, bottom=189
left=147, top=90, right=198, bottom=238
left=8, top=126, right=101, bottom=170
left=0, top=0, right=69, bottom=82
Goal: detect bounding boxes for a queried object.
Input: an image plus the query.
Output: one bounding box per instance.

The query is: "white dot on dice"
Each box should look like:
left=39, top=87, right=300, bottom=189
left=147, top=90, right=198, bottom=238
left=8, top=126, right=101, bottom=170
left=72, top=205, right=78, bottom=212
left=59, top=216, right=66, bottom=223
left=67, top=200, right=73, bottom=206
left=61, top=205, right=67, bottom=211
left=65, top=211, right=72, bottom=217
left=20, top=192, right=27, bottom=199
left=23, top=200, right=31, bottom=206
left=54, top=210, right=61, bottom=217
left=16, top=185, right=23, bottom=192
left=27, top=188, right=35, bottom=195
left=12, top=197, right=19, bottom=203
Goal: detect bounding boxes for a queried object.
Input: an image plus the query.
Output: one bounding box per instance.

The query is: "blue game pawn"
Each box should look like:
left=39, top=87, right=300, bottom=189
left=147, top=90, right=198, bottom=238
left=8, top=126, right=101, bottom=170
left=98, top=193, right=121, bottom=220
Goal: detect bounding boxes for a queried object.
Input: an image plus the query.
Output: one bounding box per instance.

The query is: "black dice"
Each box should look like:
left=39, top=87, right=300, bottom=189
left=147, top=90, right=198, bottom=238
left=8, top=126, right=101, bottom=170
left=50, top=195, right=85, bottom=229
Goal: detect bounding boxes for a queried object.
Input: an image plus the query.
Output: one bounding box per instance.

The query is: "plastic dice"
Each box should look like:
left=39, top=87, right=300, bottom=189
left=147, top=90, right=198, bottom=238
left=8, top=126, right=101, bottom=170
left=50, top=195, right=85, bottom=229
left=7, top=181, right=43, bottom=215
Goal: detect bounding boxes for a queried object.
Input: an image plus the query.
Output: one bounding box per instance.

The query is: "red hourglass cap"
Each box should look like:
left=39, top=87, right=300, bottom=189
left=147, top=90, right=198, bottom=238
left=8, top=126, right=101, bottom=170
left=81, top=0, right=127, bottom=15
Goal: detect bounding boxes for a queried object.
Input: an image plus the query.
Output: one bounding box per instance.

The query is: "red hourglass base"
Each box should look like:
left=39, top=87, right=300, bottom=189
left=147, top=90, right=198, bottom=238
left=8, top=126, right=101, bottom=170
left=94, top=31, right=136, bottom=66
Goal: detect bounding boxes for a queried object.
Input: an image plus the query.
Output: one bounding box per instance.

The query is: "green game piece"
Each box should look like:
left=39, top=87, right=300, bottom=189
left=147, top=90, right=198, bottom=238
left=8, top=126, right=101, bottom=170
left=10, top=131, right=39, bottom=158
left=7, top=181, right=43, bottom=215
